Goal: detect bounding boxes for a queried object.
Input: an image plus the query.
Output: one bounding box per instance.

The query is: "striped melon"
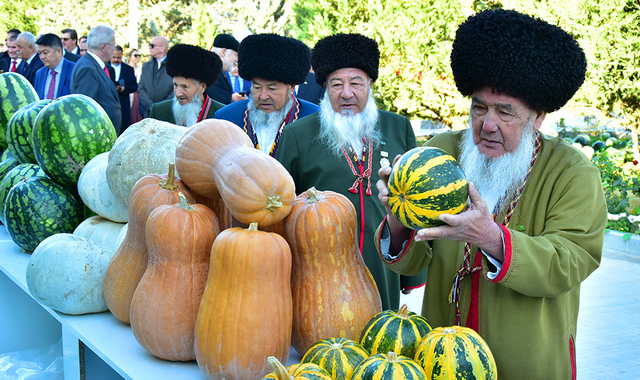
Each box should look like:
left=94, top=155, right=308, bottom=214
left=32, top=94, right=117, bottom=187
left=359, top=304, right=432, bottom=359
left=0, top=163, right=46, bottom=224
left=0, top=72, right=39, bottom=149
left=4, top=176, right=85, bottom=252
left=414, top=326, right=497, bottom=380
left=0, top=156, right=19, bottom=183
left=351, top=351, right=427, bottom=380
left=301, top=337, right=369, bottom=380
left=387, top=146, right=468, bottom=230
left=263, top=356, right=332, bottom=380
left=6, top=99, right=50, bottom=164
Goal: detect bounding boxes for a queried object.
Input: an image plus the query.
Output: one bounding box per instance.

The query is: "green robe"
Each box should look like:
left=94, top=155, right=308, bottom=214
left=276, top=110, right=427, bottom=310
left=376, top=130, right=607, bottom=380
left=148, top=96, right=224, bottom=125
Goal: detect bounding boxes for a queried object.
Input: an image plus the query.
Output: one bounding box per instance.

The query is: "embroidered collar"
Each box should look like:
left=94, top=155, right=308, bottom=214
left=242, top=94, right=301, bottom=157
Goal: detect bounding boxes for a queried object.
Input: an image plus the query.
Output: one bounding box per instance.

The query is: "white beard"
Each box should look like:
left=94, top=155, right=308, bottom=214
left=317, top=89, right=381, bottom=157
left=172, top=94, right=203, bottom=127
left=458, top=116, right=537, bottom=215
left=248, top=93, right=293, bottom=154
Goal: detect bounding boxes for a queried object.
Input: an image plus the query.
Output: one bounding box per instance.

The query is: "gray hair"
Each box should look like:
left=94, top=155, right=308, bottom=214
left=17, top=32, right=36, bottom=47
left=87, top=25, right=115, bottom=50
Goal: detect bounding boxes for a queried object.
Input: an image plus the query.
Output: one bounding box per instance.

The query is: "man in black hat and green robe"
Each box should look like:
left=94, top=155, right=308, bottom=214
left=275, top=33, right=427, bottom=311
left=149, top=44, right=224, bottom=127
left=375, top=10, right=607, bottom=379
left=214, top=33, right=319, bottom=157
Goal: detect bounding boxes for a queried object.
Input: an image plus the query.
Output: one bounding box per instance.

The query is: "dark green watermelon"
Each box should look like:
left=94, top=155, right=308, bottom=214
left=0, top=156, right=19, bottom=183
left=1, top=146, right=18, bottom=162
left=4, top=176, right=84, bottom=252
left=6, top=100, right=51, bottom=164
left=0, top=163, right=46, bottom=224
left=31, top=94, right=117, bottom=187
left=0, top=72, right=39, bottom=149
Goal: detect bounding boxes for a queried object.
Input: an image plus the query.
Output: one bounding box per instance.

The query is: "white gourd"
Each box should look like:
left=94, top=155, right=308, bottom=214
left=73, top=216, right=127, bottom=252
left=77, top=152, right=128, bottom=222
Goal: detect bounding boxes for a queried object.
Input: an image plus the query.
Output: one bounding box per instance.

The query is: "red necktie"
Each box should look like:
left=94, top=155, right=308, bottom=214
left=10, top=60, right=17, bottom=72
left=104, top=66, right=110, bottom=79
left=47, top=70, right=57, bottom=99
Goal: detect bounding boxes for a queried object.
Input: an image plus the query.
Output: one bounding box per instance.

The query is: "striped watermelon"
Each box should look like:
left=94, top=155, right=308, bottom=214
left=6, top=99, right=51, bottom=164
left=0, top=72, right=39, bottom=149
left=387, top=146, right=468, bottom=230
left=0, top=156, right=19, bottom=183
left=0, top=163, right=46, bottom=224
left=32, top=94, right=117, bottom=187
left=351, top=351, right=427, bottom=380
left=1, top=147, right=18, bottom=162
left=359, top=304, right=432, bottom=359
left=301, top=337, right=369, bottom=380
left=414, top=326, right=497, bottom=380
left=4, top=176, right=85, bottom=252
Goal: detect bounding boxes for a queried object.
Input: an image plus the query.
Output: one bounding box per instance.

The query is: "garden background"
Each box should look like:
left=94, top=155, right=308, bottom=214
left=1, top=0, right=639, bottom=234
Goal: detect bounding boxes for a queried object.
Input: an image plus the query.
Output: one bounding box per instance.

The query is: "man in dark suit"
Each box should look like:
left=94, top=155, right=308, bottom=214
left=296, top=71, right=325, bottom=105
left=71, top=25, right=122, bottom=133
left=206, top=34, right=243, bottom=105
left=16, top=32, right=43, bottom=85
left=61, top=28, right=80, bottom=56
left=0, top=29, right=21, bottom=67
left=33, top=34, right=75, bottom=99
left=138, top=36, right=173, bottom=117
left=0, top=34, right=21, bottom=73
left=110, top=45, right=137, bottom=133
left=226, top=65, right=251, bottom=98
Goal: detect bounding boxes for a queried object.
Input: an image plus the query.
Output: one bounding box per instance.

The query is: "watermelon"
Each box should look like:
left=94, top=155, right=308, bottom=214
left=31, top=94, right=117, bottom=187
left=387, top=146, right=468, bottom=230
left=0, top=156, right=19, bottom=183
left=0, top=72, right=39, bottom=149
left=6, top=99, right=51, bottom=164
left=1, top=147, right=18, bottom=162
left=0, top=163, right=46, bottom=224
left=4, top=176, right=85, bottom=252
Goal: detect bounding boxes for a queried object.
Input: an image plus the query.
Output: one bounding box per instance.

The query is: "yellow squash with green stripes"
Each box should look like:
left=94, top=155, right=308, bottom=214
left=414, top=326, right=497, bottom=380
left=301, top=337, right=369, bottom=380
left=387, top=146, right=468, bottom=230
left=351, top=351, right=427, bottom=380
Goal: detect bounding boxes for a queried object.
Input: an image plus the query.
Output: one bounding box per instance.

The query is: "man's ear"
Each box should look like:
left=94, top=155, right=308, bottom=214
left=533, top=110, right=547, bottom=131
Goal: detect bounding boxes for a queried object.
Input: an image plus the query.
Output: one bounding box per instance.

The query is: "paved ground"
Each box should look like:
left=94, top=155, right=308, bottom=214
left=400, top=245, right=640, bottom=379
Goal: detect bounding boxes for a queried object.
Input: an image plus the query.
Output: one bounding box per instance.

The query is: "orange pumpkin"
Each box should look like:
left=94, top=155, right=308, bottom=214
left=283, top=187, right=383, bottom=354
left=130, top=193, right=220, bottom=361
left=103, top=163, right=195, bottom=324
left=195, top=223, right=292, bottom=379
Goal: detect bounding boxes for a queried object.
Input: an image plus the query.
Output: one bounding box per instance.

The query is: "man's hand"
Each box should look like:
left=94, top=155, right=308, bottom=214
left=116, top=85, right=124, bottom=93
left=414, top=183, right=505, bottom=262
left=231, top=92, right=247, bottom=102
left=376, top=155, right=412, bottom=254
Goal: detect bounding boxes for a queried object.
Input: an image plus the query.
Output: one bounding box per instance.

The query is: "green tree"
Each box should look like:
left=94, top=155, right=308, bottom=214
left=0, top=0, right=45, bottom=34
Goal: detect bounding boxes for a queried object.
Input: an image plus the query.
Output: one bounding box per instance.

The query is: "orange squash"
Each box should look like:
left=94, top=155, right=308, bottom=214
left=130, top=193, right=219, bottom=361
left=195, top=222, right=292, bottom=379
left=103, top=163, right=195, bottom=324
left=283, top=187, right=383, bottom=354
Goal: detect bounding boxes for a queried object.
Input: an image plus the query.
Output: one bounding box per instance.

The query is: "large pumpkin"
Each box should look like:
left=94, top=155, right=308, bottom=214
left=103, top=164, right=195, bottom=324
left=351, top=351, right=427, bottom=380
left=301, top=337, right=369, bottom=380
left=359, top=304, right=432, bottom=359
left=130, top=193, right=219, bottom=361
left=283, top=187, right=382, bottom=354
left=387, top=146, right=468, bottom=230
left=194, top=222, right=292, bottom=379
left=414, top=326, right=497, bottom=380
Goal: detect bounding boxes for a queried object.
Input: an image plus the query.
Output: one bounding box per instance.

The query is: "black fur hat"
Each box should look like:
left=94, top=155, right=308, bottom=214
left=312, top=33, right=379, bottom=85
left=213, top=34, right=239, bottom=51
left=166, top=44, right=222, bottom=87
left=450, top=9, right=586, bottom=112
left=238, top=34, right=311, bottom=85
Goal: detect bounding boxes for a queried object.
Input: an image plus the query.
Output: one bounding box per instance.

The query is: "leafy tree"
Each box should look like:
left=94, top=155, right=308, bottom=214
left=0, top=0, right=45, bottom=34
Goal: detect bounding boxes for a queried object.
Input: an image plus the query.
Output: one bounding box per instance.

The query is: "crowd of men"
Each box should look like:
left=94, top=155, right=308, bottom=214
left=1, top=10, right=608, bottom=379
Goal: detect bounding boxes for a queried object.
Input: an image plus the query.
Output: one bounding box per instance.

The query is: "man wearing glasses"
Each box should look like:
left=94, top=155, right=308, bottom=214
left=70, top=25, right=122, bottom=133
left=60, top=28, right=80, bottom=62
left=138, top=36, right=173, bottom=118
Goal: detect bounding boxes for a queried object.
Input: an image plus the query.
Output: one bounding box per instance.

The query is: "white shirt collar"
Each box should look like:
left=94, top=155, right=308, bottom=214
left=87, top=51, right=106, bottom=69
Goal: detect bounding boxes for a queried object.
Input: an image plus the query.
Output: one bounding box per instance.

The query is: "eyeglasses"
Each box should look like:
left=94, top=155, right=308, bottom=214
left=61, top=37, right=70, bottom=41
left=149, top=43, right=157, bottom=48
left=132, top=54, right=140, bottom=57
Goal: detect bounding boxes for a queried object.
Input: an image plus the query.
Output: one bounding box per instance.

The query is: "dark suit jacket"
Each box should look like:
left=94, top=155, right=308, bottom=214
left=226, top=72, right=251, bottom=94
left=17, top=54, right=44, bottom=86
left=206, top=72, right=232, bottom=105
left=0, top=55, right=10, bottom=73
left=296, top=72, right=325, bottom=105
left=149, top=95, right=224, bottom=125
left=34, top=58, right=75, bottom=99
left=111, top=62, right=138, bottom=132
left=71, top=54, right=122, bottom=133
left=137, top=57, right=173, bottom=117
left=63, top=51, right=80, bottom=63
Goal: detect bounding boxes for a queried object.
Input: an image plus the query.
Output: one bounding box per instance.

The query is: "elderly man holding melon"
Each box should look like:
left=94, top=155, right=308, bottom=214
left=376, top=9, right=607, bottom=380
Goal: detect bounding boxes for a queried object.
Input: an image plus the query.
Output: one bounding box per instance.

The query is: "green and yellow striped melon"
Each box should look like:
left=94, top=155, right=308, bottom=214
left=301, top=337, right=369, bottom=380
left=387, top=146, right=468, bottom=230
left=6, top=99, right=50, bottom=164
left=351, top=351, right=427, bottom=380
left=360, top=304, right=432, bottom=359
left=414, top=326, right=497, bottom=380
left=263, top=356, right=332, bottom=380
left=0, top=72, right=39, bottom=149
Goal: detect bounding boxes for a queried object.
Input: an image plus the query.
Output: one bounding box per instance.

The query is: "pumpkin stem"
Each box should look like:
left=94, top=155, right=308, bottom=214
left=396, top=304, right=410, bottom=319
left=267, top=356, right=289, bottom=380
left=247, top=222, right=259, bottom=231
left=305, top=187, right=323, bottom=203
left=441, top=327, right=457, bottom=334
left=177, top=192, right=193, bottom=211
left=264, top=195, right=283, bottom=213
left=386, top=351, right=399, bottom=362
left=158, top=163, right=179, bottom=191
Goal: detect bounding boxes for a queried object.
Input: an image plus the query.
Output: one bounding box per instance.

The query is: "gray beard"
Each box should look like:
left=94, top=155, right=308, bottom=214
left=247, top=93, right=293, bottom=154
left=317, top=89, right=381, bottom=157
left=458, top=116, right=537, bottom=214
left=172, top=94, right=203, bottom=127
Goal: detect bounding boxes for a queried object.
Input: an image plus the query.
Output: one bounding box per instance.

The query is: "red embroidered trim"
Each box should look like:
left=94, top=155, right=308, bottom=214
left=342, top=140, right=374, bottom=196
left=242, top=94, right=300, bottom=156
left=197, top=94, right=212, bottom=122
